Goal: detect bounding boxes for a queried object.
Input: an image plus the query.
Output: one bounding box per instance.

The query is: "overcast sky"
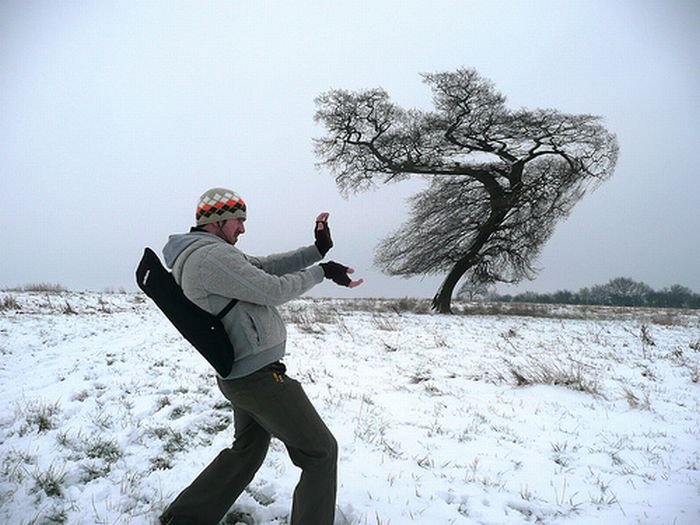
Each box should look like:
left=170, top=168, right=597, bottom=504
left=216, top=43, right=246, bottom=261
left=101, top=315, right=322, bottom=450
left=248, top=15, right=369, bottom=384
left=1, top=0, right=698, bottom=299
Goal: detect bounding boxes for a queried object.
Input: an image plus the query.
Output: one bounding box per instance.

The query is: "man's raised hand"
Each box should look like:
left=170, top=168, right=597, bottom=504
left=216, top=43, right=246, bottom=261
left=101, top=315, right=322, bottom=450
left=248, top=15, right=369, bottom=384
left=314, top=212, right=333, bottom=257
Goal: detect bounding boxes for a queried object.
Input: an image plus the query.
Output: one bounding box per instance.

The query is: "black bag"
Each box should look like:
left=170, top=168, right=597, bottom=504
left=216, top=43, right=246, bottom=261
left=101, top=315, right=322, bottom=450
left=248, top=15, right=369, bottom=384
left=135, top=247, right=237, bottom=376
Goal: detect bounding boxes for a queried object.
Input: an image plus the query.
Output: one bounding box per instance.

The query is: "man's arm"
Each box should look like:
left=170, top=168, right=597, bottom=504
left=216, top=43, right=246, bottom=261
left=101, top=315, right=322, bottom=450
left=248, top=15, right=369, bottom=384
left=203, top=245, right=324, bottom=306
left=248, top=245, right=322, bottom=276
left=248, top=213, right=333, bottom=275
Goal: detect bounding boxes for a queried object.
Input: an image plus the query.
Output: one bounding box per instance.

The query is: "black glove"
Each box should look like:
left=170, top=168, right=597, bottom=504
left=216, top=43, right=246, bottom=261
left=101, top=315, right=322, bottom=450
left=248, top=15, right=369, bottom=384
left=314, top=219, right=333, bottom=257
left=320, top=261, right=351, bottom=287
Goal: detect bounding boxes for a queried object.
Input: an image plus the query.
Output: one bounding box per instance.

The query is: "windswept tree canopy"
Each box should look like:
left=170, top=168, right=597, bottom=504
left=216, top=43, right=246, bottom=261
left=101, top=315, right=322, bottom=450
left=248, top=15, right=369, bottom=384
left=314, top=69, right=619, bottom=312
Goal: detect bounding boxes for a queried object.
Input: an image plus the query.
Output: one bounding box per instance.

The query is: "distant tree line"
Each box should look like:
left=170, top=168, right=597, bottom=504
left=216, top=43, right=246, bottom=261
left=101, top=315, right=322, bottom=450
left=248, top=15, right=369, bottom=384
left=482, top=277, right=700, bottom=309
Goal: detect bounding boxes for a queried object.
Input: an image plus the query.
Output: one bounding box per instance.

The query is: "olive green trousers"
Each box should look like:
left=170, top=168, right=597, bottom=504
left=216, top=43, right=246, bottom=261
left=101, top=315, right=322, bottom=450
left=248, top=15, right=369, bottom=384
left=161, top=363, right=337, bottom=525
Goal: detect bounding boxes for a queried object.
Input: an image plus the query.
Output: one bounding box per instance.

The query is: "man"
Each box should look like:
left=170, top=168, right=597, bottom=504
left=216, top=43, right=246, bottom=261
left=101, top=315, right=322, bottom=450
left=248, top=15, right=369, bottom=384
left=159, top=187, right=362, bottom=525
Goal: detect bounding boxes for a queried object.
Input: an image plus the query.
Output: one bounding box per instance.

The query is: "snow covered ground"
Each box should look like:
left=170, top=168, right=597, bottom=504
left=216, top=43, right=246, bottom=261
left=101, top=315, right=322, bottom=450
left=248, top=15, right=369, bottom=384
left=1, top=291, right=698, bottom=525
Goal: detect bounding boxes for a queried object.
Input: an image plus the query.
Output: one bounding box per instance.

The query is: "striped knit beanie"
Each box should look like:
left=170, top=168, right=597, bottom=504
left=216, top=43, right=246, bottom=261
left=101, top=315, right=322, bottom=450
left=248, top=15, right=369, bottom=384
left=195, top=188, right=247, bottom=226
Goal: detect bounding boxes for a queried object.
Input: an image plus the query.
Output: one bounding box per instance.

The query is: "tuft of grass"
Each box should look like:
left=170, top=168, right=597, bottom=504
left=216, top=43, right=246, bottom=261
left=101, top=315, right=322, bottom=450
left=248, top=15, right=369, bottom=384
left=32, top=463, right=66, bottom=497
left=639, top=323, right=656, bottom=359
left=504, top=358, right=602, bottom=396
left=150, top=456, right=173, bottom=471
left=551, top=441, right=572, bottom=467
left=97, top=296, right=113, bottom=313
left=148, top=426, right=170, bottom=440
left=62, top=301, right=77, bottom=315
left=79, top=461, right=112, bottom=483
left=202, top=413, right=232, bottom=434
left=287, top=310, right=326, bottom=334
left=162, top=431, right=188, bottom=454
left=44, top=506, right=69, bottom=524
left=282, top=305, right=338, bottom=333
left=0, top=294, right=21, bottom=310
left=372, top=313, right=399, bottom=331
left=213, top=399, right=231, bottom=410
left=1, top=448, right=35, bottom=485
left=170, top=404, right=190, bottom=419
left=86, top=438, right=123, bottom=463
left=622, top=386, right=651, bottom=410
left=89, top=406, right=113, bottom=431
left=17, top=400, right=61, bottom=435
left=71, top=390, right=90, bottom=402
left=409, top=371, right=431, bottom=384
left=148, top=426, right=189, bottom=455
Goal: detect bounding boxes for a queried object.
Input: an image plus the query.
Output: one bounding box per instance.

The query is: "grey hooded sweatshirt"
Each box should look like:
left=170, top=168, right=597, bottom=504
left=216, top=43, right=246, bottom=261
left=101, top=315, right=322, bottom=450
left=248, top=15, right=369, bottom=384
left=162, top=231, right=324, bottom=379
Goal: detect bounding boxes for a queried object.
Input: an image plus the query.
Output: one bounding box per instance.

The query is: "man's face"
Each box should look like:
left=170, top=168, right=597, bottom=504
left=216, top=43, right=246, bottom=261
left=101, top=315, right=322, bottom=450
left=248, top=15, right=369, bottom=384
left=221, top=218, right=246, bottom=245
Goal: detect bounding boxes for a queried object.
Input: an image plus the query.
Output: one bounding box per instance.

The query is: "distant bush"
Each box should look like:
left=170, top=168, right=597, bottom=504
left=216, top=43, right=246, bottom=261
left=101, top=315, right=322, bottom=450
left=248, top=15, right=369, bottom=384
left=493, top=277, right=700, bottom=310
left=388, top=297, right=432, bottom=314
left=349, top=297, right=432, bottom=314
left=8, top=282, right=67, bottom=293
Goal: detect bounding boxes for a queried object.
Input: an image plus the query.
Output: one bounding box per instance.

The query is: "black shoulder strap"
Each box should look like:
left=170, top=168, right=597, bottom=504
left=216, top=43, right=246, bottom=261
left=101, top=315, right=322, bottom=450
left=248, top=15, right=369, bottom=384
left=216, top=298, right=238, bottom=319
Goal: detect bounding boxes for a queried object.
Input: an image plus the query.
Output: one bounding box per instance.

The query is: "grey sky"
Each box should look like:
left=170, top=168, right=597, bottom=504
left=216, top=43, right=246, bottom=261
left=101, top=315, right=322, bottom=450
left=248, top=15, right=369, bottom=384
left=1, top=0, right=698, bottom=298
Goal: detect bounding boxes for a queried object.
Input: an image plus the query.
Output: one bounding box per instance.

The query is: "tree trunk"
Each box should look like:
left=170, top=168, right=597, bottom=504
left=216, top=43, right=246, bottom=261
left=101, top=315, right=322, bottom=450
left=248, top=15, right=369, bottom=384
left=432, top=257, right=475, bottom=313
left=432, top=269, right=463, bottom=313
left=431, top=205, right=513, bottom=313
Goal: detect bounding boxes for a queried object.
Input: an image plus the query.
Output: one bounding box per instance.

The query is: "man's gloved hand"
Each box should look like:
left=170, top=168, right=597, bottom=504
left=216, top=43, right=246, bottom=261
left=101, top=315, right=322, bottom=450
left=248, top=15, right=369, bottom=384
left=314, top=212, right=333, bottom=257
left=320, top=261, right=363, bottom=288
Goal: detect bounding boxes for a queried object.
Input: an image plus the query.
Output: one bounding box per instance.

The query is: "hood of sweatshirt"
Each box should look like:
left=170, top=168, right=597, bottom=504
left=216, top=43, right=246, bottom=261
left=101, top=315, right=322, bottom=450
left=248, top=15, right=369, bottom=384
left=162, top=231, right=225, bottom=269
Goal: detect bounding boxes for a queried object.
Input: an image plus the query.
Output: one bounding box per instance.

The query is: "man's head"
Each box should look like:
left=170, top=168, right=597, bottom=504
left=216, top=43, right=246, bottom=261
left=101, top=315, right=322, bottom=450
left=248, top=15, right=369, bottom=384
left=196, top=188, right=247, bottom=245
left=196, top=188, right=246, bottom=225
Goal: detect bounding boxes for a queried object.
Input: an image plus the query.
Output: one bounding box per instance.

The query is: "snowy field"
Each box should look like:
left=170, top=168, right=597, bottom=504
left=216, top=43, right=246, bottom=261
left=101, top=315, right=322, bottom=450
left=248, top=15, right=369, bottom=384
left=1, top=291, right=699, bottom=525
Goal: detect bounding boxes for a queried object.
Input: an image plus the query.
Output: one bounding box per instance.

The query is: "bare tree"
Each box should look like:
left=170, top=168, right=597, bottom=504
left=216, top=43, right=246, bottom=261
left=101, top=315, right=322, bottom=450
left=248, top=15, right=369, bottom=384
left=314, top=68, right=618, bottom=312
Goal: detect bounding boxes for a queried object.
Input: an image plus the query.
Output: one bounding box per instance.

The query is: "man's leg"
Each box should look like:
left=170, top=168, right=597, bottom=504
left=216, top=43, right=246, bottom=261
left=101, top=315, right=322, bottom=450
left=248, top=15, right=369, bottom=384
left=219, top=368, right=338, bottom=525
left=161, top=405, right=270, bottom=524
left=276, top=379, right=338, bottom=525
